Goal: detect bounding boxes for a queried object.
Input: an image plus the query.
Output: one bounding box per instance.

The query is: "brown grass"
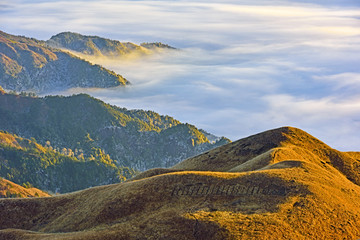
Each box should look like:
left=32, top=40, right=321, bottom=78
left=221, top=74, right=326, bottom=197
left=1, top=126, right=360, bottom=239
left=0, top=178, right=50, bottom=198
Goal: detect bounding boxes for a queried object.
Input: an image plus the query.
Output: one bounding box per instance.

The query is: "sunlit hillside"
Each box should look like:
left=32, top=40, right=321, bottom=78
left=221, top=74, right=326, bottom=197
left=1, top=127, right=359, bottom=239
left=46, top=32, right=176, bottom=59
left=0, top=178, right=50, bottom=198
left=0, top=31, right=128, bottom=93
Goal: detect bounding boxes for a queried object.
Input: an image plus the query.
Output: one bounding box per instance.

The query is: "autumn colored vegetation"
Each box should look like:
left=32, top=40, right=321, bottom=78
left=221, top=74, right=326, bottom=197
left=0, top=127, right=359, bottom=239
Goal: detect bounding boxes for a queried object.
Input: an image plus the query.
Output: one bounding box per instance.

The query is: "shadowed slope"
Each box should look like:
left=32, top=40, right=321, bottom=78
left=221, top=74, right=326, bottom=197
left=172, top=127, right=289, bottom=172
left=0, top=170, right=311, bottom=239
left=1, top=127, right=360, bottom=239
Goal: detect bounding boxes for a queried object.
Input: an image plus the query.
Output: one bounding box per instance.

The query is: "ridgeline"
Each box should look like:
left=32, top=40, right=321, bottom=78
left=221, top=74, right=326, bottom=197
left=0, top=127, right=359, bottom=239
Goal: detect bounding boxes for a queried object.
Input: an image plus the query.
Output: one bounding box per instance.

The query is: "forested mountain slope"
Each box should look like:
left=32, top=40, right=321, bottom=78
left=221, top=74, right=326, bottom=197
left=0, top=91, right=229, bottom=171
left=46, top=32, right=176, bottom=57
left=0, top=130, right=136, bottom=193
left=0, top=31, right=128, bottom=93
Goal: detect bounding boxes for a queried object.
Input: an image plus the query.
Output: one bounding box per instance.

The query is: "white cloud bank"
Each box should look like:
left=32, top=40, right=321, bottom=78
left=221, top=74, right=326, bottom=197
left=1, top=0, right=360, bottom=150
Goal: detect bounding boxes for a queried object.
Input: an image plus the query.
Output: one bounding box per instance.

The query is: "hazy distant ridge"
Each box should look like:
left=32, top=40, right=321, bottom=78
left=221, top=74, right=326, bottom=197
left=46, top=32, right=176, bottom=57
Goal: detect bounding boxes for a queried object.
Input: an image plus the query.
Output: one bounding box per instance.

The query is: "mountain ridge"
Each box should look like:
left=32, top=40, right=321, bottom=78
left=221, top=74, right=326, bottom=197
left=171, top=126, right=360, bottom=185
left=0, top=30, right=129, bottom=93
left=0, top=127, right=360, bottom=239
left=46, top=32, right=176, bottom=58
left=0, top=91, right=229, bottom=171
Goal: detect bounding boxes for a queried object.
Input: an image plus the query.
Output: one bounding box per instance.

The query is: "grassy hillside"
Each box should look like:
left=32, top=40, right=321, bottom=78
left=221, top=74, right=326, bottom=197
left=0, top=131, right=136, bottom=193
left=0, top=31, right=128, bottom=93
left=0, top=177, right=50, bottom=198
left=0, top=91, right=229, bottom=171
left=0, top=127, right=359, bottom=239
left=172, top=127, right=360, bottom=186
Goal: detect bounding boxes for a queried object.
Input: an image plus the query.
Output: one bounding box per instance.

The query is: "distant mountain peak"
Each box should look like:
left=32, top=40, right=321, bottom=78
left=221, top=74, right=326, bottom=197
left=46, top=32, right=176, bottom=57
left=0, top=31, right=129, bottom=93
left=140, top=42, right=176, bottom=50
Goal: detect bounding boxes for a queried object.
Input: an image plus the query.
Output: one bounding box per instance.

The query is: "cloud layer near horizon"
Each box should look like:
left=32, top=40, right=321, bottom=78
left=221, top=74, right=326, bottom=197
left=1, top=0, right=360, bottom=150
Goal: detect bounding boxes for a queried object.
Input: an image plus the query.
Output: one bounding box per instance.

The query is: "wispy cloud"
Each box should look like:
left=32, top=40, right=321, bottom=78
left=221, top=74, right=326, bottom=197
left=1, top=0, right=360, bottom=150
left=314, top=72, right=360, bottom=89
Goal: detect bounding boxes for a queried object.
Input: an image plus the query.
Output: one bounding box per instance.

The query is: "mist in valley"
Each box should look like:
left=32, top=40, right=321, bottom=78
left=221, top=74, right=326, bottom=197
left=2, top=0, right=359, bottom=150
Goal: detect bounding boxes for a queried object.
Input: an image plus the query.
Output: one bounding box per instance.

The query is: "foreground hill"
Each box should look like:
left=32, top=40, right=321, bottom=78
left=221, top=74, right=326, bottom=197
left=0, top=91, right=229, bottom=171
left=46, top=32, right=175, bottom=57
left=0, top=127, right=359, bottom=239
left=0, top=130, right=136, bottom=193
left=171, top=126, right=360, bottom=186
left=0, top=31, right=128, bottom=93
left=0, top=178, right=50, bottom=198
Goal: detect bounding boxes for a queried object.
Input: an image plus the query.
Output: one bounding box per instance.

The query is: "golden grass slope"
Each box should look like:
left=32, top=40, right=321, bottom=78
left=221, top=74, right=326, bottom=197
left=0, top=126, right=360, bottom=239
left=0, top=178, right=50, bottom=198
left=172, top=127, right=360, bottom=185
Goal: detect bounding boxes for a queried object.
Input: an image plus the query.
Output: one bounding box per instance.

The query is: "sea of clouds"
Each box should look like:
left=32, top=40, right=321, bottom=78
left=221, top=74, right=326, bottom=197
left=1, top=0, right=360, bottom=150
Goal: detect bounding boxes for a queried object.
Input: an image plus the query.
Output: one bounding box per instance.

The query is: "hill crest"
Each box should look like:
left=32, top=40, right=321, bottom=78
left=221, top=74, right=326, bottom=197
left=0, top=127, right=360, bottom=239
left=171, top=126, right=360, bottom=186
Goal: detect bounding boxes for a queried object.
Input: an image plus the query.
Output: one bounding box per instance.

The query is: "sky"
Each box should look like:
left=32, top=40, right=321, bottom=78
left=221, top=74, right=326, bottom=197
left=1, top=0, right=360, bottom=150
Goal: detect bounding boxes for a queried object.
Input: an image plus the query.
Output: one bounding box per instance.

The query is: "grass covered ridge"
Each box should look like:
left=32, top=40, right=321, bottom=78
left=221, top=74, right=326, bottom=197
left=0, top=127, right=359, bottom=239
